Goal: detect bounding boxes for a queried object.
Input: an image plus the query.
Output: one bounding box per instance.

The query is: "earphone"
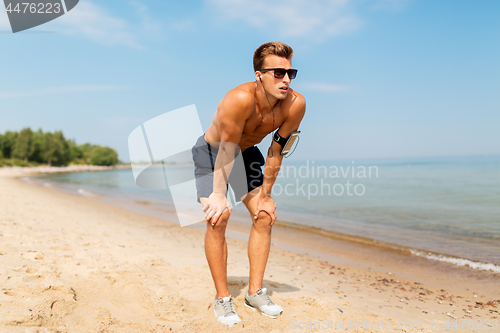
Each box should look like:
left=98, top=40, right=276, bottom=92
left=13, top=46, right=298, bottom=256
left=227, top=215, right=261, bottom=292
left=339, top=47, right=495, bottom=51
left=256, top=73, right=279, bottom=157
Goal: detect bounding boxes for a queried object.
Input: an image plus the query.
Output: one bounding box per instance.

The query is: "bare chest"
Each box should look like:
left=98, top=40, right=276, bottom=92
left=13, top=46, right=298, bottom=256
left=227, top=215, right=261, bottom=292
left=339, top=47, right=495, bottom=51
left=240, top=107, right=285, bottom=147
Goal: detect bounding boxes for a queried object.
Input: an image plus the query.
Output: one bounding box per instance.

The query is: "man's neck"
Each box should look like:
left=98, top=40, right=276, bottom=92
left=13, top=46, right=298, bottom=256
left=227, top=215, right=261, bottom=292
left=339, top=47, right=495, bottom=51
left=255, top=83, right=279, bottom=113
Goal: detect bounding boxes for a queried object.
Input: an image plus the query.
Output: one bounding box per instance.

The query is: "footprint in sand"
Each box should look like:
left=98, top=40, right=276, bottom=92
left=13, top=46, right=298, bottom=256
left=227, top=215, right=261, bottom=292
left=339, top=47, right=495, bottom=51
left=2, top=284, right=77, bottom=328
left=24, top=250, right=45, bottom=261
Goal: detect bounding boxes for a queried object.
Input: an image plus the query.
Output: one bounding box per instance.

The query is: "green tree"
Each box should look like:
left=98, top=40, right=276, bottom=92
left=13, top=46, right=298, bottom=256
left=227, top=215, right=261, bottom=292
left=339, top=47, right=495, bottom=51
left=79, top=143, right=96, bottom=164
left=42, top=131, right=70, bottom=166
left=30, top=129, right=45, bottom=163
left=12, top=127, right=35, bottom=161
left=1, top=129, right=119, bottom=166
left=68, top=139, right=83, bottom=160
left=42, top=132, right=56, bottom=166
left=1, top=131, right=18, bottom=159
left=0, top=134, right=4, bottom=159
left=90, top=146, right=119, bottom=166
left=54, top=131, right=71, bottom=165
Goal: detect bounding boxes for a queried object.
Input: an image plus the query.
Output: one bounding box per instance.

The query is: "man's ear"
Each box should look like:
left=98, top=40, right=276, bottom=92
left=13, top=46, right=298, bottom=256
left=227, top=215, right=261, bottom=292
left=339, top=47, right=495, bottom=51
left=254, top=71, right=262, bottom=82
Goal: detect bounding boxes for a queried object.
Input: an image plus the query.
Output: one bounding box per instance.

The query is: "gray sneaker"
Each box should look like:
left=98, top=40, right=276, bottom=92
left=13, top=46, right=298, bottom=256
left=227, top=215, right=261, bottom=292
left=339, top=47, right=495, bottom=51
left=244, top=288, right=283, bottom=318
left=214, top=296, right=241, bottom=327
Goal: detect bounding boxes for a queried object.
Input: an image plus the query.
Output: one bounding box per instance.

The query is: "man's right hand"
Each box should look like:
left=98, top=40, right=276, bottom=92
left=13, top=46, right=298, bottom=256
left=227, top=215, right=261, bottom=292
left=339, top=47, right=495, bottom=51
left=203, top=192, right=232, bottom=226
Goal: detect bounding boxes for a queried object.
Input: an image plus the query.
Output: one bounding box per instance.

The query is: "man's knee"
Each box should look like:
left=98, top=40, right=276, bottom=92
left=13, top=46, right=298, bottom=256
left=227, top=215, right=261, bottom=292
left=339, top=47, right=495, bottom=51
left=207, top=210, right=230, bottom=231
left=253, top=211, right=272, bottom=227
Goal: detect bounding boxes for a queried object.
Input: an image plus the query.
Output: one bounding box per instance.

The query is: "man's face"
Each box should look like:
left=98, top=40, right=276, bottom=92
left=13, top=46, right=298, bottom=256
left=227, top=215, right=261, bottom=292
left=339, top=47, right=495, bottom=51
left=259, top=55, right=293, bottom=100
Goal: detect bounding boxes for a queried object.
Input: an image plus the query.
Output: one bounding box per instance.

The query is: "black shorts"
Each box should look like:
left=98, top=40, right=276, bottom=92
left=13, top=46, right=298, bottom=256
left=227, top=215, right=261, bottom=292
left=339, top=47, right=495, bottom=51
left=191, top=134, right=265, bottom=202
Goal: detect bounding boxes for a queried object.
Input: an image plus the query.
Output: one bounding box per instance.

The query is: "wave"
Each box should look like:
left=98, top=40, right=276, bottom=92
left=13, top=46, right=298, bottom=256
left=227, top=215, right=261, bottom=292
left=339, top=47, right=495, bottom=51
left=275, top=219, right=500, bottom=274
left=410, top=250, right=500, bottom=274
left=77, top=188, right=96, bottom=198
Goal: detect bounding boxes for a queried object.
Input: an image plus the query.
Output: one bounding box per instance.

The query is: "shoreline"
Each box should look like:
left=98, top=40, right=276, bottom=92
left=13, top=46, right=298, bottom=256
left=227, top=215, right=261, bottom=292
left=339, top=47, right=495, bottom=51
left=2, top=164, right=131, bottom=175
left=223, top=212, right=500, bottom=296
left=21, top=165, right=500, bottom=274
left=12, top=165, right=500, bottom=276
left=1, top=166, right=499, bottom=331
left=10, top=167, right=500, bottom=286
left=273, top=220, right=500, bottom=274
left=76, top=191, right=500, bottom=295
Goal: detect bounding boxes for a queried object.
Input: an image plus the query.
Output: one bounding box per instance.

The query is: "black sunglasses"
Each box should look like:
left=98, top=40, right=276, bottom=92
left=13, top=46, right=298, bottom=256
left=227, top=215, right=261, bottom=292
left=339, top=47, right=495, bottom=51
left=260, top=68, right=298, bottom=80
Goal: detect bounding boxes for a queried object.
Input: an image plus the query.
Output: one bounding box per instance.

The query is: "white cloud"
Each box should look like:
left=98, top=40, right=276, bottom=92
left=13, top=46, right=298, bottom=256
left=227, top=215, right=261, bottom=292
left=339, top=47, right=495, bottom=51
left=1, top=1, right=161, bottom=46
left=207, top=0, right=362, bottom=40
left=299, top=83, right=351, bottom=92
left=53, top=1, right=142, bottom=48
left=0, top=85, right=131, bottom=99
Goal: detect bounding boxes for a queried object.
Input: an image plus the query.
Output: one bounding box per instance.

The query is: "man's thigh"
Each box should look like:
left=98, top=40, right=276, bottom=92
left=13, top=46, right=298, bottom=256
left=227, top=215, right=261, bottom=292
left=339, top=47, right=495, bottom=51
left=242, top=186, right=264, bottom=220
left=230, top=146, right=264, bottom=202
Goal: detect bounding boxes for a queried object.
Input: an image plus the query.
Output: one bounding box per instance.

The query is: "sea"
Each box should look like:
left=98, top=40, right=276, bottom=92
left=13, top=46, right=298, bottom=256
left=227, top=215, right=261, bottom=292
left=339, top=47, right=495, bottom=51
left=29, top=154, right=500, bottom=273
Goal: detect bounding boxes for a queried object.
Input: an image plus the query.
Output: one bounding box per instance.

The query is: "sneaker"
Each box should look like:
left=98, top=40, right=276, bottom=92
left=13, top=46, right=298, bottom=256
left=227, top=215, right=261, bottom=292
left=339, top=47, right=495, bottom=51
left=244, top=288, right=283, bottom=318
left=214, top=296, right=241, bottom=327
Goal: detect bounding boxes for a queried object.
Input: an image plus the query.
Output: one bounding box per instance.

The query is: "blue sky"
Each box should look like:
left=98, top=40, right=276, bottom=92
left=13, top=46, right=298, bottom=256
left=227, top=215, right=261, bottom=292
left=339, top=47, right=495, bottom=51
left=1, top=0, right=499, bottom=162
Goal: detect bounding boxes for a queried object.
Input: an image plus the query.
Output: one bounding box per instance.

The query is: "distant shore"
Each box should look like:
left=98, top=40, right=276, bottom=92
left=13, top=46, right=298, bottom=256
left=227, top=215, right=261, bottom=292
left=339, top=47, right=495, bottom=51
left=0, top=164, right=131, bottom=175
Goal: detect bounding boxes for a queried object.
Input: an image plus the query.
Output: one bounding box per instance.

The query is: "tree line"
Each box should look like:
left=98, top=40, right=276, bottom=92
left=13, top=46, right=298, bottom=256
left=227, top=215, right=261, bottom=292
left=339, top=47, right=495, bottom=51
left=0, top=128, right=119, bottom=167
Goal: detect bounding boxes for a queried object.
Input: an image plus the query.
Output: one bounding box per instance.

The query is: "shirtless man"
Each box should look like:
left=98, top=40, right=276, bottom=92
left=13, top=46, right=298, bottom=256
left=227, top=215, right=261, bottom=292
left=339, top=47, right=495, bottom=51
left=191, top=42, right=306, bottom=326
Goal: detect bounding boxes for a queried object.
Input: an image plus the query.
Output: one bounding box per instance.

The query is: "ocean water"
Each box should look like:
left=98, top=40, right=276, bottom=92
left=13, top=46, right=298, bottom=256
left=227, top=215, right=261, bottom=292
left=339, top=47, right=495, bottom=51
left=32, top=154, right=500, bottom=272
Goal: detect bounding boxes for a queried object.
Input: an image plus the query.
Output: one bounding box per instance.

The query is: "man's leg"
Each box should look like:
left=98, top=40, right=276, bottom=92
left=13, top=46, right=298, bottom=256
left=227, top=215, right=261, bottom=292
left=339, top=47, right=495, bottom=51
left=201, top=197, right=231, bottom=298
left=242, top=187, right=273, bottom=295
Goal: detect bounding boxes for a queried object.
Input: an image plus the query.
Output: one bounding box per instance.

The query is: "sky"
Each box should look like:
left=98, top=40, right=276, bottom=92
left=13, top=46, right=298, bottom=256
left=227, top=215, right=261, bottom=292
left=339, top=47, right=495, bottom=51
left=0, top=0, right=499, bottom=163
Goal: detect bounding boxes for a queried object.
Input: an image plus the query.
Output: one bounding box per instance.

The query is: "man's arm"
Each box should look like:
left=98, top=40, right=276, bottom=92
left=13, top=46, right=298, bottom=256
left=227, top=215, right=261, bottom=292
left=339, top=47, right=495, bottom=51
left=254, top=92, right=306, bottom=224
left=203, top=90, right=253, bottom=225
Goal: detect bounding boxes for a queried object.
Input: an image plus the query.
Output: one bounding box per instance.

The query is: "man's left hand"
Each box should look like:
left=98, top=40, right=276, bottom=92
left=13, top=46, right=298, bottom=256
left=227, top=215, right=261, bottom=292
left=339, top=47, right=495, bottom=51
left=253, top=193, right=277, bottom=225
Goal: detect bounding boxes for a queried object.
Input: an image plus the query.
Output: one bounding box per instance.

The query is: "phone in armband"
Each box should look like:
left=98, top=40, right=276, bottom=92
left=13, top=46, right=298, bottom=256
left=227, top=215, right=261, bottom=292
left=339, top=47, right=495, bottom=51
left=273, top=130, right=301, bottom=155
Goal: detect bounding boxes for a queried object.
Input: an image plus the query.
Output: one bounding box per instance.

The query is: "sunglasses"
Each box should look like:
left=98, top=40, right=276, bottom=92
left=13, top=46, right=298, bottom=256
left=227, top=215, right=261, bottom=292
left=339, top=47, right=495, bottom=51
left=260, top=68, right=298, bottom=80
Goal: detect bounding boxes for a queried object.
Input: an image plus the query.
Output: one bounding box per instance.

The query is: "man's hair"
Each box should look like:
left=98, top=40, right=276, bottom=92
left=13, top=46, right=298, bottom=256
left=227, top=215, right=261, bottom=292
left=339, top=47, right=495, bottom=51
left=253, top=41, right=294, bottom=72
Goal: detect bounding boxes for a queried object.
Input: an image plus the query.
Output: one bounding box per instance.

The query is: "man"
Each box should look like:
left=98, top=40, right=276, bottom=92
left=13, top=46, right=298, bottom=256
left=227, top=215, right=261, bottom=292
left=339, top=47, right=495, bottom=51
left=192, top=41, right=306, bottom=326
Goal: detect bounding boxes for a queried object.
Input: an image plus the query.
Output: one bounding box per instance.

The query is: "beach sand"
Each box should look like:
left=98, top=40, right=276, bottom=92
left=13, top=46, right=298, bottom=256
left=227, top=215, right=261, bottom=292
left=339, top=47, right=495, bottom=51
left=0, top=167, right=498, bottom=332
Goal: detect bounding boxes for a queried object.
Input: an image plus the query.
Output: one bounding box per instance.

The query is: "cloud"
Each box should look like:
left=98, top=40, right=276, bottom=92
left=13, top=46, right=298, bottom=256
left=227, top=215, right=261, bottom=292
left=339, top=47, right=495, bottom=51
left=299, top=83, right=351, bottom=92
left=0, top=85, right=131, bottom=99
left=53, top=1, right=142, bottom=48
left=207, top=0, right=362, bottom=40
left=1, top=1, right=161, bottom=46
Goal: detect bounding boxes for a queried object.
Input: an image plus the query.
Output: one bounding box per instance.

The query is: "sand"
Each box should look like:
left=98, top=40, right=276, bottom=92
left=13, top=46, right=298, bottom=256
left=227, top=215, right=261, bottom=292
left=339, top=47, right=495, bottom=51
left=0, top=166, right=498, bottom=332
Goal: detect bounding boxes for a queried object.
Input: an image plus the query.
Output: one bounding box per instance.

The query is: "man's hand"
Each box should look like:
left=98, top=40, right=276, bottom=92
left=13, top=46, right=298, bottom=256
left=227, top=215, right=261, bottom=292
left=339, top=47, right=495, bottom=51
left=203, top=192, right=232, bottom=226
left=253, top=193, right=277, bottom=225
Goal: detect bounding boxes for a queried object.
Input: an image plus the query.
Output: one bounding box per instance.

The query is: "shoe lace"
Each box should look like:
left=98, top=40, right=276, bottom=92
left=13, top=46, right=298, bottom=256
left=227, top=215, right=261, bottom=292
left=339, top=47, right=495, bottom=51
left=218, top=297, right=237, bottom=316
left=257, top=288, right=276, bottom=306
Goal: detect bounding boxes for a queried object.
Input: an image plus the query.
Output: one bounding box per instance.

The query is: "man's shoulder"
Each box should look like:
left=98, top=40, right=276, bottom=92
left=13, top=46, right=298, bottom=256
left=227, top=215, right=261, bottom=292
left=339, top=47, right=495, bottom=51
left=288, top=88, right=305, bottom=104
left=286, top=88, right=306, bottom=114
left=225, top=82, right=255, bottom=103
left=219, top=83, right=255, bottom=116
